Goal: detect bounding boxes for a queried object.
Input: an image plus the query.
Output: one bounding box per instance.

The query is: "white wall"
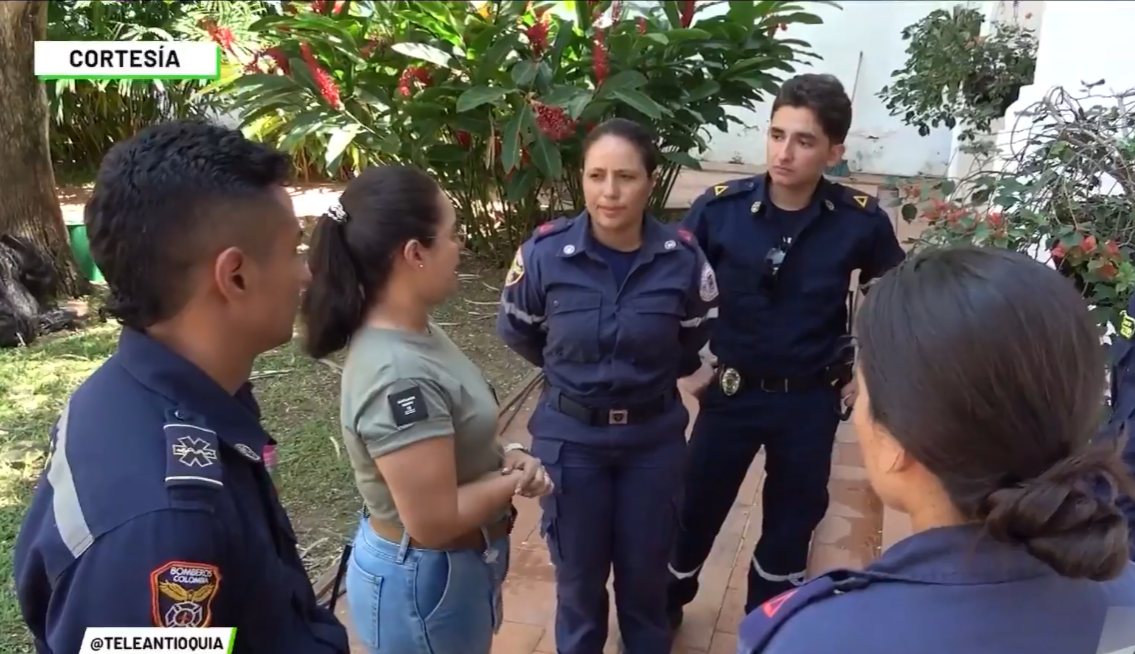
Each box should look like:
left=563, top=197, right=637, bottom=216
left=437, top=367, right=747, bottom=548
left=696, top=1, right=984, bottom=178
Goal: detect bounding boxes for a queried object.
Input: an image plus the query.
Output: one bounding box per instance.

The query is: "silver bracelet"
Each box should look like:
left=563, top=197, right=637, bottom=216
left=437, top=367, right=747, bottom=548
left=503, top=442, right=529, bottom=455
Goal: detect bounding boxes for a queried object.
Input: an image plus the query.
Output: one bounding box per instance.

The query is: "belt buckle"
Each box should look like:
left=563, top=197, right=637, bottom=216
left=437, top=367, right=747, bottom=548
left=720, top=367, right=742, bottom=396
left=608, top=409, right=629, bottom=425
left=760, top=378, right=788, bottom=393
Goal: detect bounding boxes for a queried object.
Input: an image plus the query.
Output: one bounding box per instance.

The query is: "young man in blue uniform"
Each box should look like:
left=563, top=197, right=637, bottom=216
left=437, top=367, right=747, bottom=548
left=666, top=73, right=907, bottom=623
left=1103, top=296, right=1135, bottom=558
left=14, top=120, right=350, bottom=654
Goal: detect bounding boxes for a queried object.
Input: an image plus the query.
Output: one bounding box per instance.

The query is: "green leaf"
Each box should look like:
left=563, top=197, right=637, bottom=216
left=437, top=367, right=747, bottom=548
left=501, top=107, right=535, bottom=173
left=530, top=131, right=563, bottom=181
left=476, top=33, right=522, bottom=80
left=456, top=86, right=510, bottom=113
left=325, top=124, right=361, bottom=172
left=663, top=151, right=701, bottom=170
left=391, top=42, right=454, bottom=69
left=608, top=88, right=666, bottom=119
left=426, top=143, right=470, bottom=162
left=505, top=165, right=540, bottom=203
left=599, top=69, right=648, bottom=93
left=686, top=81, right=721, bottom=103
left=938, top=179, right=957, bottom=196
left=663, top=28, right=713, bottom=43
left=512, top=61, right=539, bottom=87
left=901, top=204, right=918, bottom=222
left=278, top=112, right=327, bottom=153
left=563, top=92, right=592, bottom=120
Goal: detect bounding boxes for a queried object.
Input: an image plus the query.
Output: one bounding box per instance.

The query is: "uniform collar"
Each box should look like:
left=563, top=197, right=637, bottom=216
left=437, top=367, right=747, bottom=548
left=116, top=327, right=272, bottom=453
left=558, top=211, right=680, bottom=259
left=868, top=524, right=1057, bottom=585
left=751, top=175, right=837, bottom=220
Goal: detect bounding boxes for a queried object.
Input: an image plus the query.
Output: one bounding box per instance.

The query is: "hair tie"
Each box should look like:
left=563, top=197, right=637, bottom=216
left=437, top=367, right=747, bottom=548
left=326, top=201, right=348, bottom=224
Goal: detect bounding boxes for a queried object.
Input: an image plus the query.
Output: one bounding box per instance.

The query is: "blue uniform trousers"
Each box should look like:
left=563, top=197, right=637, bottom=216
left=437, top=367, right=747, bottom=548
left=530, top=408, right=687, bottom=654
left=668, top=383, right=840, bottom=614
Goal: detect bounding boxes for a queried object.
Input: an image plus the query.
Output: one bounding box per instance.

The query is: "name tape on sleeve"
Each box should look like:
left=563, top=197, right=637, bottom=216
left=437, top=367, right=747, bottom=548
left=34, top=41, right=221, bottom=80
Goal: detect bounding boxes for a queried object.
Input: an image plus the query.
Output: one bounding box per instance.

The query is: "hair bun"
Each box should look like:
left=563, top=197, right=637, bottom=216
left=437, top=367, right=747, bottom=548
left=981, top=441, right=1133, bottom=581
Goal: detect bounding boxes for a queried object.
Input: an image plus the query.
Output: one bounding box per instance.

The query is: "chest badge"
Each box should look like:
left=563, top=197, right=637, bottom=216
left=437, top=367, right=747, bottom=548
left=720, top=367, right=742, bottom=397
left=664, top=239, right=676, bottom=250
left=751, top=201, right=762, bottom=214
left=562, top=244, right=576, bottom=255
left=824, top=199, right=835, bottom=211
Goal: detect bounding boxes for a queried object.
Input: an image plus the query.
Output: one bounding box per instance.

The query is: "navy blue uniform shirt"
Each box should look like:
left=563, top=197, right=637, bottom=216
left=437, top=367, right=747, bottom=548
left=1104, top=296, right=1135, bottom=557
left=738, top=525, right=1135, bottom=654
left=682, top=175, right=905, bottom=377
left=497, top=212, right=719, bottom=405
left=14, top=328, right=349, bottom=654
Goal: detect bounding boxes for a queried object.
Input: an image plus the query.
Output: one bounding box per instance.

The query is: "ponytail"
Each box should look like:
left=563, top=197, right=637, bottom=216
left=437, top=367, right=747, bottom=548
left=297, top=164, right=444, bottom=359
left=299, top=214, right=366, bottom=360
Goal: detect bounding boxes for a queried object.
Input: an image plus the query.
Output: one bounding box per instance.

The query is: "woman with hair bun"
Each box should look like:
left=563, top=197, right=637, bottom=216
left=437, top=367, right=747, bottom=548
left=737, top=245, right=1135, bottom=654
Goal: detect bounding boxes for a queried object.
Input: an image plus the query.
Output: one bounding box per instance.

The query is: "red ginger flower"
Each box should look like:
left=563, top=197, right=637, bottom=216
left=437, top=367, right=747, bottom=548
left=527, top=18, right=550, bottom=58
left=300, top=43, right=342, bottom=109
left=532, top=100, right=577, bottom=141
left=592, top=31, right=609, bottom=86
left=398, top=66, right=431, bottom=97
left=264, top=48, right=290, bottom=74
left=680, top=1, right=695, bottom=28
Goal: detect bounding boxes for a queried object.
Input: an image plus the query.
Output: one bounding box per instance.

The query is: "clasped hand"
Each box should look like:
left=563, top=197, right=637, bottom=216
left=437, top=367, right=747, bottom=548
left=502, top=450, right=554, bottom=498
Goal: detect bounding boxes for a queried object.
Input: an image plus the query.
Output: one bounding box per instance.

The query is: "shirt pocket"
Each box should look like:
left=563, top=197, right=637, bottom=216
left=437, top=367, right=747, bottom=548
left=623, top=293, right=685, bottom=364
left=546, top=291, right=603, bottom=363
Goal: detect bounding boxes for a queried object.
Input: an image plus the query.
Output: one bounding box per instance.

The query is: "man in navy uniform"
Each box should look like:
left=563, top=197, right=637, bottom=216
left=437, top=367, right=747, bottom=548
left=666, top=73, right=907, bottom=623
left=1102, top=298, right=1135, bottom=558
left=14, top=120, right=350, bottom=654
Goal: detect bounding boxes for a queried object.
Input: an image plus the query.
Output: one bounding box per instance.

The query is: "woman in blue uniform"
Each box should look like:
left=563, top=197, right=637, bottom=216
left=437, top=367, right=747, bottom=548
left=497, top=118, right=719, bottom=654
left=738, top=246, right=1135, bottom=654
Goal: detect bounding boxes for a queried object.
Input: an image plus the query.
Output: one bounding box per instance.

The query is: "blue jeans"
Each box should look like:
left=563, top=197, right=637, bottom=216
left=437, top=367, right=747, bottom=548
left=346, top=517, right=510, bottom=654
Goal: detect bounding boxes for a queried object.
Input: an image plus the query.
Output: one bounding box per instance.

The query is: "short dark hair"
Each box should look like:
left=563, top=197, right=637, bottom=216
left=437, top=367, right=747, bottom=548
left=85, top=119, right=290, bottom=330
left=771, top=73, right=853, bottom=144
left=582, top=118, right=659, bottom=175
left=857, top=246, right=1134, bottom=581
left=299, top=165, right=442, bottom=359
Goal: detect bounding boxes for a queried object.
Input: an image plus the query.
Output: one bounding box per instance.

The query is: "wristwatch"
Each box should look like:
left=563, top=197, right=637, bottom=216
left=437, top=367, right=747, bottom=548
left=503, top=443, right=529, bottom=455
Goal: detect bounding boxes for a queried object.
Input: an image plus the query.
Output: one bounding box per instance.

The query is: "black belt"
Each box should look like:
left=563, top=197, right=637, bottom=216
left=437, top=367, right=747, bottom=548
left=715, top=365, right=830, bottom=396
left=550, top=388, right=672, bottom=426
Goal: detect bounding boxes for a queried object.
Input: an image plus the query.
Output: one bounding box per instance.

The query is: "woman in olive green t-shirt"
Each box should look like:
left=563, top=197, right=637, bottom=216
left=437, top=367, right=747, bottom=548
left=297, top=165, right=553, bottom=654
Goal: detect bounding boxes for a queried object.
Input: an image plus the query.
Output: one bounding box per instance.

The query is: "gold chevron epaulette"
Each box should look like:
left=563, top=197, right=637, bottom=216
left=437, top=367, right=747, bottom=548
left=833, top=183, right=879, bottom=213
left=701, top=177, right=758, bottom=204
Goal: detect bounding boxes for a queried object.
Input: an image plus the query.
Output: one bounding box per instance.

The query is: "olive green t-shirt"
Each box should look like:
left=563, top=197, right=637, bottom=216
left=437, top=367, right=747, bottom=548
left=340, top=321, right=506, bottom=527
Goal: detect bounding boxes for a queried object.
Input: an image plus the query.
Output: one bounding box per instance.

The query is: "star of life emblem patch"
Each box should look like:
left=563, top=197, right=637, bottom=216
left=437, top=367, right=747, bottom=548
left=699, top=262, right=719, bottom=302
left=172, top=435, right=218, bottom=467
left=150, top=561, right=221, bottom=628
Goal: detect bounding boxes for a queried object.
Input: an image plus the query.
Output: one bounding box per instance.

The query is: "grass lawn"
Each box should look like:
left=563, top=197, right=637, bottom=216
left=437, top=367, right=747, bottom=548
left=0, top=258, right=530, bottom=652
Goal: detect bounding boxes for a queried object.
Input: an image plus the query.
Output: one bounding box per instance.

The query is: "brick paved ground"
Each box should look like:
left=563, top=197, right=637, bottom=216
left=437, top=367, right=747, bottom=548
left=332, top=373, right=883, bottom=654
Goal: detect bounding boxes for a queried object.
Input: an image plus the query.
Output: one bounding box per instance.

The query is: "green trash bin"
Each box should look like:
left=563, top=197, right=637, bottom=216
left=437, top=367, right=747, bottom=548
left=64, top=215, right=104, bottom=284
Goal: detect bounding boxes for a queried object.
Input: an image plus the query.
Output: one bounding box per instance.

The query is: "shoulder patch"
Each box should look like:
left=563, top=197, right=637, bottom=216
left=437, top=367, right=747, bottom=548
left=832, top=183, right=879, bottom=213
left=533, top=217, right=571, bottom=240
left=504, top=247, right=525, bottom=287
left=1121, top=310, right=1135, bottom=340
left=164, top=423, right=223, bottom=489
left=150, top=560, right=221, bottom=627
left=699, top=261, right=719, bottom=302
left=389, top=385, right=429, bottom=427
left=700, top=177, right=756, bottom=205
